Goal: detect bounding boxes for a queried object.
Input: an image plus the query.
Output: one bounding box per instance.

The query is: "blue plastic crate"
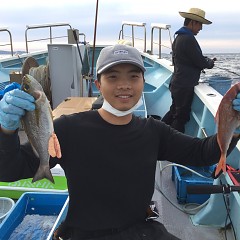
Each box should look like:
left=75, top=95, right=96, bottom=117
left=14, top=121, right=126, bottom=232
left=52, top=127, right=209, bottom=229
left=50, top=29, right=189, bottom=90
left=0, top=192, right=68, bottom=240
left=0, top=81, right=10, bottom=91
left=172, top=165, right=214, bottom=204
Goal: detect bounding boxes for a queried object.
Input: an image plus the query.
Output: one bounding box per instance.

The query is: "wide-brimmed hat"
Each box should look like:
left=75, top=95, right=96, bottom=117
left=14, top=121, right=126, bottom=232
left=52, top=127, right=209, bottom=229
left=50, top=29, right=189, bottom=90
left=179, top=8, right=212, bottom=25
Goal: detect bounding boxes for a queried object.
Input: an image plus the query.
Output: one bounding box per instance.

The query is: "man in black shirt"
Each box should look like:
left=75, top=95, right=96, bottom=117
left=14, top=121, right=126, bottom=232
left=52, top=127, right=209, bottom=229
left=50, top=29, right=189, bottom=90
left=0, top=44, right=240, bottom=240
left=162, top=8, right=215, bottom=133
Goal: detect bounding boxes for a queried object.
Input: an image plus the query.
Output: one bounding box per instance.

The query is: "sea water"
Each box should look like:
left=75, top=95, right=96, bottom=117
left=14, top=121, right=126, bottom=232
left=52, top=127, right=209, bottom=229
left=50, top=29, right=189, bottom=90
left=202, top=53, right=240, bottom=83
left=8, top=214, right=57, bottom=240
left=163, top=52, right=240, bottom=83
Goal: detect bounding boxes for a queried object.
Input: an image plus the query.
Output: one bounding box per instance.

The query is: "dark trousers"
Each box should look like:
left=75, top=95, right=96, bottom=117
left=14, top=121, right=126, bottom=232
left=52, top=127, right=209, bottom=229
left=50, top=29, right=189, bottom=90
left=71, top=221, right=181, bottom=240
left=162, top=84, right=194, bottom=133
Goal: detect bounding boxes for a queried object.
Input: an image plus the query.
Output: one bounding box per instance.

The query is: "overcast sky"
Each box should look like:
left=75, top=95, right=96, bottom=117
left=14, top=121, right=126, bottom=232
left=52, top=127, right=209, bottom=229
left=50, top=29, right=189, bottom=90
left=1, top=0, right=240, bottom=53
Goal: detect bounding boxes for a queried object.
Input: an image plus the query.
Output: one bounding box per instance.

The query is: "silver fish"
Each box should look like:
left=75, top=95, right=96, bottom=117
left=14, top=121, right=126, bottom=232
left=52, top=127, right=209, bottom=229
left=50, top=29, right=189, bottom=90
left=215, top=82, right=240, bottom=176
left=21, top=74, right=58, bottom=183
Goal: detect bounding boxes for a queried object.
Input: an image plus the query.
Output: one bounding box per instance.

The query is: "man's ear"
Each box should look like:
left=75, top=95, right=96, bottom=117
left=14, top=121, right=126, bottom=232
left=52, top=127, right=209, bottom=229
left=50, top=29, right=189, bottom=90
left=94, top=79, right=100, bottom=90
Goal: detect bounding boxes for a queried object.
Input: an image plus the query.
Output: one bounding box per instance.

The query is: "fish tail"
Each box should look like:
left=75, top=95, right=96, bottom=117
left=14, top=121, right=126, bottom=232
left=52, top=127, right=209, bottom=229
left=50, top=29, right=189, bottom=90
left=48, top=133, right=62, bottom=158
left=32, top=165, right=55, bottom=183
left=215, top=154, right=227, bottom=177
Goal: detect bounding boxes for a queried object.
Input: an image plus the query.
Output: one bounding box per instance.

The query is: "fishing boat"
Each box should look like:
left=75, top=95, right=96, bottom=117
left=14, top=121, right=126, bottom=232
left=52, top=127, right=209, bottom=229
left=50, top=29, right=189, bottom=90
left=0, top=19, right=240, bottom=240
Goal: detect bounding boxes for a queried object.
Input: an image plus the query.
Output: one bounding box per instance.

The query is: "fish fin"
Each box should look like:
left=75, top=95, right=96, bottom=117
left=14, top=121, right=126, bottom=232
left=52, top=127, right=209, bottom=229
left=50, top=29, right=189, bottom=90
left=215, top=154, right=227, bottom=177
left=48, top=133, right=62, bottom=158
left=32, top=165, right=55, bottom=183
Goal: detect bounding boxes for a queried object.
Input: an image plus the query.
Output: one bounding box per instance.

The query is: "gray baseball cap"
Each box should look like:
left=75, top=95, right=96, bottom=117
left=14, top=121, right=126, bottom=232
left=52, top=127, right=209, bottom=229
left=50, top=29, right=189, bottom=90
left=96, top=44, right=146, bottom=74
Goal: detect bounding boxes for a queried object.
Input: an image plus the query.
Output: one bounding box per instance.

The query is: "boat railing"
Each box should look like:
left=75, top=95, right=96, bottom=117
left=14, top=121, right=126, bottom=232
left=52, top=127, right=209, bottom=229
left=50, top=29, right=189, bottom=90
left=119, top=21, right=147, bottom=52
left=79, top=33, right=87, bottom=44
left=150, top=23, right=172, bottom=59
left=0, top=27, right=13, bottom=56
left=118, top=21, right=172, bottom=59
left=25, top=22, right=73, bottom=53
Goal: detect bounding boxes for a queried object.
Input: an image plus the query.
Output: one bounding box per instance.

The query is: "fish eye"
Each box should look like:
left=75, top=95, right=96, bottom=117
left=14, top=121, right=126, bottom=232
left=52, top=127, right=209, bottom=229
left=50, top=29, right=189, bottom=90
left=23, top=84, right=30, bottom=92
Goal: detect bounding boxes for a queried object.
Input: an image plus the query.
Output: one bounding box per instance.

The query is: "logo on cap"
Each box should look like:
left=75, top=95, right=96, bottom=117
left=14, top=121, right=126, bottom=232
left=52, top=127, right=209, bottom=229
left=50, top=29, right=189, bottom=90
left=114, top=50, right=128, bottom=55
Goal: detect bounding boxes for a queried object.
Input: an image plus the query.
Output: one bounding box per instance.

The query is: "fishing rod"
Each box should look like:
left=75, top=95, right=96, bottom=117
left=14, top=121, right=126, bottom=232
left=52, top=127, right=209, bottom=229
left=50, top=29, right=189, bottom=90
left=214, top=66, right=240, bottom=77
left=187, top=184, right=240, bottom=194
left=89, top=0, right=99, bottom=97
left=213, top=57, right=240, bottom=77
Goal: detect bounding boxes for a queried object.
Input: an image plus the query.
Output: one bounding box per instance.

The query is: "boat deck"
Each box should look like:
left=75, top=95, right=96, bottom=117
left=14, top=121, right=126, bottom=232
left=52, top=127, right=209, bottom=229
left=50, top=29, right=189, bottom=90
left=154, top=161, right=232, bottom=240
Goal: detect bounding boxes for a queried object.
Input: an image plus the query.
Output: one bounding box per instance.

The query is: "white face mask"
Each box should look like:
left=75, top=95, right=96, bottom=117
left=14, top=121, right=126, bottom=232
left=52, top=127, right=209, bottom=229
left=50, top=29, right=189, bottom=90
left=102, top=97, right=143, bottom=117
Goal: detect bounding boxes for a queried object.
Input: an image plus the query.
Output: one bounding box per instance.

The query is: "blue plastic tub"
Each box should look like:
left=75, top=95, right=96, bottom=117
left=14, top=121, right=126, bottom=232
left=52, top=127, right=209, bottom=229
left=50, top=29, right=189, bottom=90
left=208, top=76, right=232, bottom=95
left=172, top=165, right=215, bottom=204
left=0, top=192, right=69, bottom=240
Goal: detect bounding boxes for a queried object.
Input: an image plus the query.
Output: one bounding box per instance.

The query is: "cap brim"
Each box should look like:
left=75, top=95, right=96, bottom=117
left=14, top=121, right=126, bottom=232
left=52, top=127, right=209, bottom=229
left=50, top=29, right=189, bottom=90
left=97, top=60, right=146, bottom=74
left=179, top=12, right=212, bottom=24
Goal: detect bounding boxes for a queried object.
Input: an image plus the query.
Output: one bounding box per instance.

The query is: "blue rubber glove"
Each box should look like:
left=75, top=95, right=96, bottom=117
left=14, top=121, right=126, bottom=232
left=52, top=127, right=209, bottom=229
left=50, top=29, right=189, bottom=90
left=0, top=89, right=35, bottom=131
left=0, top=82, right=21, bottom=100
left=233, top=92, right=240, bottom=134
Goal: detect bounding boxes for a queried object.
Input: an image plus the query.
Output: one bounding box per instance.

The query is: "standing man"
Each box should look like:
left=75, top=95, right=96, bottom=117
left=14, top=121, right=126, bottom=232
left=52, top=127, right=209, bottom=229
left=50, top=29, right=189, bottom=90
left=162, top=8, right=215, bottom=133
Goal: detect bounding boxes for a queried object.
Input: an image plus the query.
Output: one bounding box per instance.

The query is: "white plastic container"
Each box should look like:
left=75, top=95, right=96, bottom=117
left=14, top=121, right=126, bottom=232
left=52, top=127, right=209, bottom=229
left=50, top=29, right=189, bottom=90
left=0, top=197, right=15, bottom=223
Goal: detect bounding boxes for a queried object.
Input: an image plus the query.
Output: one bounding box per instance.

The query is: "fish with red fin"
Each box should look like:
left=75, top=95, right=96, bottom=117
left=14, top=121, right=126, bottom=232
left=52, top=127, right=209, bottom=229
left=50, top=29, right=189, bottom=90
left=215, top=82, right=240, bottom=177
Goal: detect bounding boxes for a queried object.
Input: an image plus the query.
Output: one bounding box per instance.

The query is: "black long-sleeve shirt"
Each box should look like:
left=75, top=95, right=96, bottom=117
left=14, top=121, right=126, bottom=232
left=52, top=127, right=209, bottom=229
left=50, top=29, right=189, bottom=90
left=171, top=27, right=213, bottom=88
left=0, top=111, right=238, bottom=230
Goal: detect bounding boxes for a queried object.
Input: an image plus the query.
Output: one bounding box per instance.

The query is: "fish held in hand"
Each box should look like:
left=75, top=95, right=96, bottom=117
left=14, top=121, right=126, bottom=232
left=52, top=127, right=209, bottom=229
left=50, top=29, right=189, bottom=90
left=21, top=74, right=61, bottom=183
left=215, top=82, right=240, bottom=177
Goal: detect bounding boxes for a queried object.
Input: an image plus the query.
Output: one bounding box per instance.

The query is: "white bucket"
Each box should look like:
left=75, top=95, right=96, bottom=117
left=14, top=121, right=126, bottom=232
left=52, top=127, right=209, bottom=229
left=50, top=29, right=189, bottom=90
left=0, top=197, right=15, bottom=223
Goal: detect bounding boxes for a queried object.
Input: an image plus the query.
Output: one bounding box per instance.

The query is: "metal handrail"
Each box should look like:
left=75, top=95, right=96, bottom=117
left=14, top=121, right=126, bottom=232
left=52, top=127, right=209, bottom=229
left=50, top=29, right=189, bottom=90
left=25, top=23, right=72, bottom=53
left=0, top=27, right=13, bottom=56
left=150, top=23, right=172, bottom=58
left=120, top=21, right=146, bottom=52
left=79, top=33, right=87, bottom=44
